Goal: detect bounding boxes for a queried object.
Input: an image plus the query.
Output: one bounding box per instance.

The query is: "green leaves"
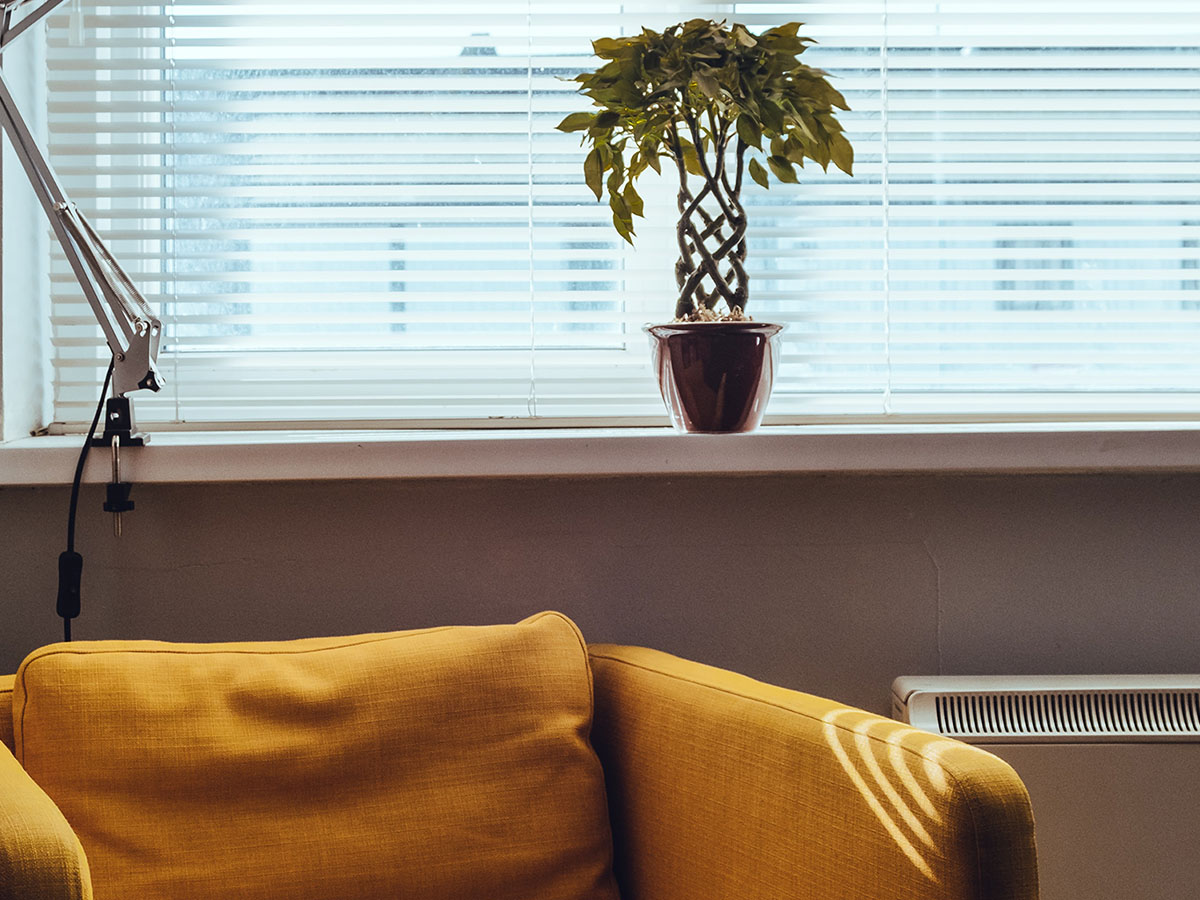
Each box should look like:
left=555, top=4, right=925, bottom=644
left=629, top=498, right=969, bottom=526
left=623, top=182, right=645, bottom=217
left=591, top=36, right=630, bottom=57
left=730, top=23, right=757, bottom=48
left=757, top=98, right=786, bottom=134
left=830, top=132, right=854, bottom=176
left=767, top=155, right=798, bottom=183
left=736, top=114, right=762, bottom=150
left=748, top=156, right=770, bottom=189
left=593, top=110, right=620, bottom=129
left=556, top=112, right=594, bottom=133
left=676, top=137, right=703, bottom=177
left=610, top=189, right=635, bottom=243
left=757, top=21, right=812, bottom=55
left=584, top=147, right=603, bottom=199
left=693, top=67, right=721, bottom=100
left=562, top=17, right=855, bottom=249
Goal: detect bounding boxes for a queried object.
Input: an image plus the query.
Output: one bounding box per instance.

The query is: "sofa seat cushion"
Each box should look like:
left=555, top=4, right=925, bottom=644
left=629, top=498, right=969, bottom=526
left=13, top=611, right=619, bottom=900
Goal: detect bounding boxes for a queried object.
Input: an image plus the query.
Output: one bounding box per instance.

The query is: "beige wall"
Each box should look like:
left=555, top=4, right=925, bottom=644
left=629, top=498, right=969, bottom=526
left=2, top=471, right=1198, bottom=715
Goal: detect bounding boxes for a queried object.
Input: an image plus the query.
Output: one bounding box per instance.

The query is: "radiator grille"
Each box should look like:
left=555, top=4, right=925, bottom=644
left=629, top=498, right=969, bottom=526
left=933, top=690, right=1200, bottom=738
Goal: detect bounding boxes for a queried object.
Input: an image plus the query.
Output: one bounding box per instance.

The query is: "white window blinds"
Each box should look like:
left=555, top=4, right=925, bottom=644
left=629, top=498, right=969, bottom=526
left=43, top=1, right=1200, bottom=428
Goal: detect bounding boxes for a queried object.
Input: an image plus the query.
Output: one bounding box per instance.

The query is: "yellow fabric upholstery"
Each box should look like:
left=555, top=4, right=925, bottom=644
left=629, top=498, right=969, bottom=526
left=14, top=612, right=618, bottom=900
left=0, top=738, right=91, bottom=900
left=0, top=674, right=13, bottom=754
left=2, top=618, right=1039, bottom=900
left=588, top=644, right=1039, bottom=900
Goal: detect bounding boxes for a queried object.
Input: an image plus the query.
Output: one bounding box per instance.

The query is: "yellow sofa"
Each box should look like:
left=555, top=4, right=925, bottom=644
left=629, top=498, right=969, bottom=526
left=0, top=612, right=1038, bottom=900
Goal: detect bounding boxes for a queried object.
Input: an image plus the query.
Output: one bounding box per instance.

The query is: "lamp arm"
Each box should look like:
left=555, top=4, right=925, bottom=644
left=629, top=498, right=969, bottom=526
left=2, top=0, right=67, bottom=49
left=0, top=0, right=162, bottom=398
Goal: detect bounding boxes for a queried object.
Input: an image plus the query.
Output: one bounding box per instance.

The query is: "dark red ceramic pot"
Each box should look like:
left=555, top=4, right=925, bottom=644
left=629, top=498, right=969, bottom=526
left=644, top=321, right=784, bottom=434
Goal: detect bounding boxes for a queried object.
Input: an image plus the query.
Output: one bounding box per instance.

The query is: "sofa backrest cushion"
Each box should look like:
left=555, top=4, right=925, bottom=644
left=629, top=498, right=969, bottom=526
left=13, top=611, right=619, bottom=900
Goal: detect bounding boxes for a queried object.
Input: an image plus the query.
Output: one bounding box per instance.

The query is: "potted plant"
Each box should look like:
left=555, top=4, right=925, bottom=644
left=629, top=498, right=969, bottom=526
left=559, top=18, right=853, bottom=433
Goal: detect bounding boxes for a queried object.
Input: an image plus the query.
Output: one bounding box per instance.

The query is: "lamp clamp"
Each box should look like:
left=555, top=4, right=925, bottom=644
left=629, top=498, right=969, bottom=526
left=90, top=395, right=149, bottom=448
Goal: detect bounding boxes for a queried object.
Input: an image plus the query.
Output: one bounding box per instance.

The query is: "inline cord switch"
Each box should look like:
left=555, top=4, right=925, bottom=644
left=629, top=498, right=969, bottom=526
left=57, top=550, right=82, bottom=622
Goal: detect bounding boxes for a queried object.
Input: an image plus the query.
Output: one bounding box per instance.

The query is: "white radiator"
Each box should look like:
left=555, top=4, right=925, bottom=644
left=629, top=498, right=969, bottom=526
left=891, top=675, right=1200, bottom=900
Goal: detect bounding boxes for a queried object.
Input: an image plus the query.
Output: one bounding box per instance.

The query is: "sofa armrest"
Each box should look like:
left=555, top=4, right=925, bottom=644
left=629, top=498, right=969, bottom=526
left=588, top=645, right=1037, bottom=900
left=0, top=738, right=92, bottom=900
left=1, top=676, right=14, bottom=755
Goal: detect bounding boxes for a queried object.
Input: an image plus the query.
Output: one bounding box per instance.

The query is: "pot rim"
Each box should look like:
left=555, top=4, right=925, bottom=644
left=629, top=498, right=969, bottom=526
left=644, top=321, right=784, bottom=337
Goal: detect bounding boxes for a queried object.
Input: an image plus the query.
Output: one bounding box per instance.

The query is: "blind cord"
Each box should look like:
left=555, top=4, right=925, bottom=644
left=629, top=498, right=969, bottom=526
left=58, top=357, right=115, bottom=642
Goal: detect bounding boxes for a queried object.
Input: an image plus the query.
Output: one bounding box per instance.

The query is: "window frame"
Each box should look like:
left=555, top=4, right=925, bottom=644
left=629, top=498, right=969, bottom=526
left=6, top=1, right=1200, bottom=439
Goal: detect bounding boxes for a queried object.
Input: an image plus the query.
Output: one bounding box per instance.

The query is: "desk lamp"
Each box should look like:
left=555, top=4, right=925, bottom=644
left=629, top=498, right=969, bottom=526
left=0, top=0, right=164, bottom=637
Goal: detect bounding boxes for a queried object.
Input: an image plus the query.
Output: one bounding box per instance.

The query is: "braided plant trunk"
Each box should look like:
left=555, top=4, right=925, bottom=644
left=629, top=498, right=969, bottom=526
left=671, top=120, right=750, bottom=321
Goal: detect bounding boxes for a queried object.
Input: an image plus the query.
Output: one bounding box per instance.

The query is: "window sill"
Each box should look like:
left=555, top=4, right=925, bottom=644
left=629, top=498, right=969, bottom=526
left=3, top=422, right=1200, bottom=486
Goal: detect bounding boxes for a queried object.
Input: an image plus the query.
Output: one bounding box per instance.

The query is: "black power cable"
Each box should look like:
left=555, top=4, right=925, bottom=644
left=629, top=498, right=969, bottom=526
left=57, top=357, right=115, bottom=642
